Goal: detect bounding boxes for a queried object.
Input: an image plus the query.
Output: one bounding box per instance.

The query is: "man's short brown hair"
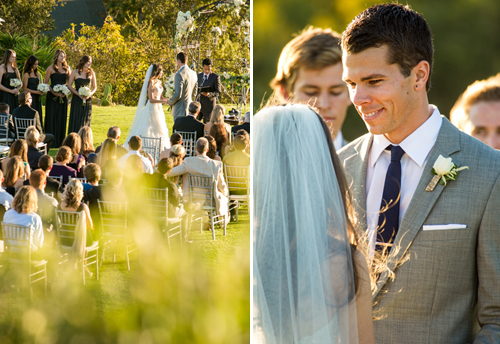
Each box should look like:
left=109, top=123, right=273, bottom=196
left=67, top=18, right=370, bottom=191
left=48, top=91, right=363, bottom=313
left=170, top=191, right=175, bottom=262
left=0, top=103, right=9, bottom=113
left=129, top=136, right=142, bottom=150
left=30, top=169, right=46, bottom=189
left=84, top=163, right=101, bottom=183
left=271, top=27, right=342, bottom=95
left=188, top=101, right=201, bottom=115
left=450, top=73, right=500, bottom=131
left=107, top=126, right=121, bottom=140
left=18, top=91, right=31, bottom=105
left=38, top=154, right=53, bottom=172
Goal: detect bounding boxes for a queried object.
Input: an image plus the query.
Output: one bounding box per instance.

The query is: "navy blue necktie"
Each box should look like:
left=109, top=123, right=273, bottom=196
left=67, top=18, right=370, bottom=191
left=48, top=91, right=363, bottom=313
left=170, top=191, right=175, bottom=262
left=377, top=145, right=405, bottom=250
left=202, top=74, right=208, bottom=86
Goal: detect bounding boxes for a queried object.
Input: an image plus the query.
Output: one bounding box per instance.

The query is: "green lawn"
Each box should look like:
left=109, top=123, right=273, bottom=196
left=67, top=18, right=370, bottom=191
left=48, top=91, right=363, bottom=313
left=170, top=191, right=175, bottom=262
left=1, top=104, right=250, bottom=343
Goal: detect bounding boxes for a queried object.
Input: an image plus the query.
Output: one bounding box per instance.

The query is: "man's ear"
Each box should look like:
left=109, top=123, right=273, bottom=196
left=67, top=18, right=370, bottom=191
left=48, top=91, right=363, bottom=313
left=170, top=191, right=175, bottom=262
left=278, top=85, right=290, bottom=101
left=413, top=60, right=430, bottom=91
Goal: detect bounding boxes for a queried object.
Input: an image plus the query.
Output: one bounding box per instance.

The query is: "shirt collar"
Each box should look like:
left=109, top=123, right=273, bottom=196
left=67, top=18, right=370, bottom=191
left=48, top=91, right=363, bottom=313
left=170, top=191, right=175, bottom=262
left=334, top=131, right=344, bottom=151
left=370, top=105, right=443, bottom=168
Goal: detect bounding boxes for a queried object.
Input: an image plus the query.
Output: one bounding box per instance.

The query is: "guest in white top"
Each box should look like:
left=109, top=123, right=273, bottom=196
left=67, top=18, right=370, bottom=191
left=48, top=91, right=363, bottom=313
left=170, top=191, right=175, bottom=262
left=0, top=169, right=14, bottom=209
left=3, top=185, right=43, bottom=252
left=117, top=135, right=153, bottom=174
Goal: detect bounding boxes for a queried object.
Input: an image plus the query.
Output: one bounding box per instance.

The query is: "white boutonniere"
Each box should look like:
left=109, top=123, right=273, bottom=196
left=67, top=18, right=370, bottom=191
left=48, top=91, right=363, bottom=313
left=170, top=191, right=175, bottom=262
left=425, top=155, right=469, bottom=192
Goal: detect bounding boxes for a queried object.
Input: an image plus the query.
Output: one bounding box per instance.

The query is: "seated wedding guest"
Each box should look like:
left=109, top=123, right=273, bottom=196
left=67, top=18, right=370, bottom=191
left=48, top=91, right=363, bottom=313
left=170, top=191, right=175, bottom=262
left=0, top=103, right=14, bottom=138
left=3, top=186, right=44, bottom=253
left=0, top=102, right=9, bottom=117
left=231, top=111, right=251, bottom=135
left=25, top=126, right=43, bottom=171
left=0, top=169, right=14, bottom=209
left=30, top=169, right=58, bottom=245
left=205, top=135, right=222, bottom=161
left=32, top=154, right=62, bottom=201
left=78, top=126, right=95, bottom=162
left=235, top=129, right=250, bottom=154
left=169, top=144, right=186, bottom=167
left=173, top=101, right=205, bottom=140
left=49, top=146, right=77, bottom=186
left=94, top=126, right=128, bottom=157
left=96, top=138, right=118, bottom=178
left=271, top=27, right=352, bottom=150
left=450, top=73, right=500, bottom=150
left=204, top=104, right=231, bottom=138
left=160, top=132, right=183, bottom=160
left=83, top=163, right=100, bottom=190
left=1, top=139, right=30, bottom=180
left=209, top=123, right=230, bottom=158
left=58, top=179, right=95, bottom=252
left=118, top=135, right=153, bottom=174
left=62, top=132, right=85, bottom=177
left=168, top=138, right=229, bottom=228
left=222, top=134, right=250, bottom=167
left=3, top=156, right=25, bottom=196
left=82, top=163, right=102, bottom=238
left=101, top=167, right=126, bottom=202
left=12, top=92, right=54, bottom=149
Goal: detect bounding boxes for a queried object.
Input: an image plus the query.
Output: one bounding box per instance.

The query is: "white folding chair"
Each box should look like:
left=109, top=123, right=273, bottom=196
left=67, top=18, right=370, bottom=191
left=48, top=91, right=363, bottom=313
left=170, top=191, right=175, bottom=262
left=140, top=136, right=162, bottom=165
left=55, top=210, right=99, bottom=284
left=224, top=165, right=250, bottom=222
left=68, top=176, right=88, bottom=184
left=188, top=174, right=226, bottom=240
left=2, top=222, right=47, bottom=300
left=98, top=201, right=138, bottom=271
left=174, top=131, right=197, bottom=157
left=15, top=118, right=48, bottom=154
left=142, top=187, right=183, bottom=250
left=0, top=114, right=14, bottom=146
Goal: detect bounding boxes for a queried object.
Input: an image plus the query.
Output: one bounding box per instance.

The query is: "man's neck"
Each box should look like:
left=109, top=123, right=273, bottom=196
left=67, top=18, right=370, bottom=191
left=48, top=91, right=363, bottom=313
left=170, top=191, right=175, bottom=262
left=384, top=102, right=433, bottom=144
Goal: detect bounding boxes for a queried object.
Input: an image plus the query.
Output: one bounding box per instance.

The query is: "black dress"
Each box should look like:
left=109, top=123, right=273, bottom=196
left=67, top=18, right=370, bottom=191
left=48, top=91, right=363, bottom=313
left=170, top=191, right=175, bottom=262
left=0, top=72, right=19, bottom=114
left=27, top=77, right=43, bottom=128
left=45, top=72, right=68, bottom=147
left=68, top=78, right=92, bottom=134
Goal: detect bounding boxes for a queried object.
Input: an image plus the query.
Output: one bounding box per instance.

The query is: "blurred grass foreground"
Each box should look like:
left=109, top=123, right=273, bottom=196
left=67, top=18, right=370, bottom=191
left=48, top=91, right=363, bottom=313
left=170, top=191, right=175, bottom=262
left=0, top=105, right=250, bottom=344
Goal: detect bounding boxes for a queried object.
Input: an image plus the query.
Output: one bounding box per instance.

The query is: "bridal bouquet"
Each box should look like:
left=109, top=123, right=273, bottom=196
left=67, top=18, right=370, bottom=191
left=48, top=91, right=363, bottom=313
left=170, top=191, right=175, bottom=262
left=164, top=73, right=175, bottom=98
left=78, top=86, right=91, bottom=106
left=37, top=83, right=50, bottom=94
left=53, top=84, right=71, bottom=103
left=10, top=78, right=21, bottom=88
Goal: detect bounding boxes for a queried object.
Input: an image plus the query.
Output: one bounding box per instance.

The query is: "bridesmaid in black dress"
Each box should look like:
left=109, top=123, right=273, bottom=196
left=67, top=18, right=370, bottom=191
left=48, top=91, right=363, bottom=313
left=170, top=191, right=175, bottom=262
left=0, top=49, right=22, bottom=114
left=44, top=49, right=71, bottom=147
left=22, top=55, right=44, bottom=127
left=68, top=55, right=96, bottom=134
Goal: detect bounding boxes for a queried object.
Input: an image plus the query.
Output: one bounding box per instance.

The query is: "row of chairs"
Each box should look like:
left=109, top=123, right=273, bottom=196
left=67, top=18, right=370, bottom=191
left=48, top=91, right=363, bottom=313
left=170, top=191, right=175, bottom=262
left=0, top=115, right=47, bottom=153
left=139, top=131, right=196, bottom=167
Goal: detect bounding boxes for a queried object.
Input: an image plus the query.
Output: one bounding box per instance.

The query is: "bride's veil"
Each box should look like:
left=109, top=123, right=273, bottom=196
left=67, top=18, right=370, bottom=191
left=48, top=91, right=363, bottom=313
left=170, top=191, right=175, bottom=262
left=126, top=65, right=153, bottom=144
left=253, top=104, right=359, bottom=343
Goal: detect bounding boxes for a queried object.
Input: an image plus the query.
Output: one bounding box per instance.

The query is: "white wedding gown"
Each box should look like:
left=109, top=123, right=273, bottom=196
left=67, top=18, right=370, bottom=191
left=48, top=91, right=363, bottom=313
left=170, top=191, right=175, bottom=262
left=126, top=66, right=171, bottom=150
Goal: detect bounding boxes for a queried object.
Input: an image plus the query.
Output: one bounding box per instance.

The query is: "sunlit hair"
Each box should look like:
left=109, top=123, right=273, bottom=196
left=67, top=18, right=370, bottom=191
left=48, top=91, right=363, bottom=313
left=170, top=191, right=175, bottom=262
left=78, top=126, right=95, bottom=154
left=107, top=126, right=120, bottom=140
left=55, top=146, right=72, bottom=163
left=450, top=73, right=500, bottom=131
left=52, top=49, right=68, bottom=73
left=25, top=126, right=40, bottom=147
left=97, top=138, right=117, bottom=167
left=271, top=27, right=342, bottom=97
left=9, top=139, right=28, bottom=163
left=195, top=137, right=209, bottom=154
left=38, top=154, right=53, bottom=172
left=209, top=123, right=228, bottom=153
left=62, top=132, right=82, bottom=158
left=29, top=169, right=46, bottom=189
left=149, top=63, right=163, bottom=84
left=75, top=55, right=93, bottom=78
left=18, top=91, right=31, bottom=105
left=3, top=156, right=24, bottom=188
left=205, top=135, right=218, bottom=160
left=84, top=163, right=101, bottom=183
left=170, top=132, right=182, bottom=146
left=342, top=3, right=433, bottom=91
left=12, top=186, right=38, bottom=214
left=209, top=104, right=225, bottom=124
left=63, top=179, right=84, bottom=209
left=169, top=144, right=186, bottom=167
left=23, top=55, right=39, bottom=77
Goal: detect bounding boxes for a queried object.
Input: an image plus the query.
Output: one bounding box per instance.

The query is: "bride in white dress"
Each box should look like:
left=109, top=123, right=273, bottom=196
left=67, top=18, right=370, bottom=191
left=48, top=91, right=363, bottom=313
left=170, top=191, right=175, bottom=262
left=126, top=64, right=171, bottom=150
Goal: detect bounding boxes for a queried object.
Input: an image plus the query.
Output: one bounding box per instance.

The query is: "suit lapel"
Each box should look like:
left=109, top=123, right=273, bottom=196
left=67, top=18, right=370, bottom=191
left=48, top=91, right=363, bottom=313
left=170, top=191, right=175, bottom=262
left=374, top=118, right=462, bottom=296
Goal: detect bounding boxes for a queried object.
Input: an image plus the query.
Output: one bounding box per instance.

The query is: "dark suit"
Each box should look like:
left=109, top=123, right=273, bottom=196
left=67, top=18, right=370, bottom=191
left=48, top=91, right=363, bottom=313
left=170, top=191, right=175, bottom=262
left=12, top=104, right=54, bottom=149
left=173, top=115, right=205, bottom=140
left=231, top=122, right=250, bottom=135
left=197, top=73, right=221, bottom=123
left=83, top=184, right=102, bottom=237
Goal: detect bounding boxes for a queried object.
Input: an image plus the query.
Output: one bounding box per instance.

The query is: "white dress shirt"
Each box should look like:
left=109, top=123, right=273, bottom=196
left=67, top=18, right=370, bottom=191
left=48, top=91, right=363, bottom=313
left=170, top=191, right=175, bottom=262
left=334, top=131, right=344, bottom=151
left=118, top=150, right=154, bottom=174
left=0, top=188, right=14, bottom=209
left=365, top=106, right=443, bottom=256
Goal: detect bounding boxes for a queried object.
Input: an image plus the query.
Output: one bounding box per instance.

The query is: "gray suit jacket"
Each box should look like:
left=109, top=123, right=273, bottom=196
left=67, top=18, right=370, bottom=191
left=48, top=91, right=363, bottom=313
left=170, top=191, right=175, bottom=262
left=338, top=118, right=500, bottom=343
left=168, top=65, right=198, bottom=121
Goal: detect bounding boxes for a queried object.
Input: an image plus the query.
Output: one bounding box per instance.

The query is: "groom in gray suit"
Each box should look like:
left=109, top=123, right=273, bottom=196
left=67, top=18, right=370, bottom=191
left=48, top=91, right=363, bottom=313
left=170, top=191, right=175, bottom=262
left=339, top=4, right=500, bottom=343
left=168, top=52, right=198, bottom=122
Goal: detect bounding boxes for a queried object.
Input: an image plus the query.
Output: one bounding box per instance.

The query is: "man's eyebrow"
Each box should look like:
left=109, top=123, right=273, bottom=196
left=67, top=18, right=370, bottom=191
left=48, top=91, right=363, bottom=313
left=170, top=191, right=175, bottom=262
left=299, top=83, right=346, bottom=88
left=343, top=74, right=387, bottom=83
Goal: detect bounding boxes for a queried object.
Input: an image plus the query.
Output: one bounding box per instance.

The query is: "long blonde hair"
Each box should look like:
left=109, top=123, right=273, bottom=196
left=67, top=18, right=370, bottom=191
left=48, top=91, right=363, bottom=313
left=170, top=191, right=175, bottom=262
left=63, top=179, right=84, bottom=209
left=209, top=104, right=225, bottom=124
left=3, top=156, right=24, bottom=188
left=12, top=186, right=38, bottom=214
left=78, top=126, right=95, bottom=154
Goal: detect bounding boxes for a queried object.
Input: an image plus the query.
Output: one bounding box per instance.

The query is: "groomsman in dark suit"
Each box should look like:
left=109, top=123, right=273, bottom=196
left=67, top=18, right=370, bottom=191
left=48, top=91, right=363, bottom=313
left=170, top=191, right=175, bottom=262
left=197, top=58, right=221, bottom=123
left=173, top=101, right=205, bottom=140
left=12, top=92, right=54, bottom=149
